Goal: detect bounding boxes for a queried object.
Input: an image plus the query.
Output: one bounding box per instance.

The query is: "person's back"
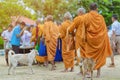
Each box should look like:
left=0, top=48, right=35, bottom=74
left=11, top=25, right=21, bottom=46
left=112, top=20, right=120, bottom=36
left=84, top=3, right=112, bottom=78
left=11, top=22, right=26, bottom=53
left=43, top=15, right=59, bottom=71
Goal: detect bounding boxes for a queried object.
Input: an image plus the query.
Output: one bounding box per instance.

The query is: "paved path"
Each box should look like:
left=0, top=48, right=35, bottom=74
left=0, top=55, right=120, bottom=80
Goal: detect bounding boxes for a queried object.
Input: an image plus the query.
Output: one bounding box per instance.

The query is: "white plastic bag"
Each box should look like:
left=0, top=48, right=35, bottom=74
left=6, top=42, right=12, bottom=49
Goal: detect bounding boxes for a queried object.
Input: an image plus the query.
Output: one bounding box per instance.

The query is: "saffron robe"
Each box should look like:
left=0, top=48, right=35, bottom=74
left=44, top=21, right=59, bottom=61
left=60, top=20, right=75, bottom=68
left=84, top=11, right=112, bottom=70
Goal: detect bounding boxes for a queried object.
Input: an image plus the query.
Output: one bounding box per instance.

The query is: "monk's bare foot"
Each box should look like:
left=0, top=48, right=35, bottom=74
left=108, top=63, right=115, bottom=68
left=85, top=72, right=91, bottom=78
left=44, top=64, right=48, bottom=68
left=54, top=65, right=57, bottom=67
left=96, top=68, right=100, bottom=78
left=86, top=74, right=91, bottom=78
left=96, top=74, right=100, bottom=78
left=50, top=66, right=56, bottom=71
left=61, top=69, right=68, bottom=72
left=69, top=69, right=74, bottom=72
left=77, top=72, right=82, bottom=75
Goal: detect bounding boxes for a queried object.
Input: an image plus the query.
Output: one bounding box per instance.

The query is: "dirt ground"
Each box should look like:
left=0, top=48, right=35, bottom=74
left=0, top=55, right=120, bottom=80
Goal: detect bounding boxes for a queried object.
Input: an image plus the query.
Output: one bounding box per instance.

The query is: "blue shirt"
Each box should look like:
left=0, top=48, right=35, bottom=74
left=11, top=25, right=21, bottom=46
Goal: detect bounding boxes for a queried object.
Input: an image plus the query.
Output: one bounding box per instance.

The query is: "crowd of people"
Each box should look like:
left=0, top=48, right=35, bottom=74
left=1, top=3, right=120, bottom=78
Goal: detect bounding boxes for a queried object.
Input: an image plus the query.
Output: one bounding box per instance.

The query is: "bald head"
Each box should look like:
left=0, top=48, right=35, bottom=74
left=64, top=12, right=72, bottom=20
left=46, top=15, right=53, bottom=21
left=77, top=7, right=86, bottom=16
left=36, top=19, right=41, bottom=25
left=90, top=3, right=98, bottom=10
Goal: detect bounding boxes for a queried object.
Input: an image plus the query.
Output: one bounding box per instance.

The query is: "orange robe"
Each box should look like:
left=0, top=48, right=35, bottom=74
left=59, top=20, right=75, bottom=68
left=31, top=24, right=47, bottom=63
left=44, top=21, right=59, bottom=61
left=31, top=24, right=43, bottom=43
left=69, top=15, right=86, bottom=58
left=84, top=11, right=112, bottom=70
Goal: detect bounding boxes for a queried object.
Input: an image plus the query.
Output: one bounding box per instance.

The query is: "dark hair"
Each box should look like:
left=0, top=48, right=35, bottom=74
left=90, top=3, right=98, bottom=10
left=112, top=14, right=118, bottom=20
left=20, top=21, right=26, bottom=25
left=8, top=24, right=13, bottom=28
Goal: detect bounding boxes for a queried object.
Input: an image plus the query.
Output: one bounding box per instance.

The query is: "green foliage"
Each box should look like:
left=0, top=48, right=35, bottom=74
left=1, top=0, right=120, bottom=26
left=0, top=1, right=36, bottom=29
left=0, top=37, right=4, bottom=49
left=23, top=0, right=120, bottom=25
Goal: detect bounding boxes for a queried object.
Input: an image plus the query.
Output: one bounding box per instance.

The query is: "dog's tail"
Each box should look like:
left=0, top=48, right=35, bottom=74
left=8, top=50, right=15, bottom=65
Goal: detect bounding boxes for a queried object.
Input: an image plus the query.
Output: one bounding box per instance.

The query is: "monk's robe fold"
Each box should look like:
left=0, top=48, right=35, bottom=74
left=31, top=24, right=47, bottom=63
left=44, top=21, right=59, bottom=61
left=69, top=16, right=86, bottom=58
left=59, top=20, right=75, bottom=68
left=84, top=11, right=112, bottom=70
left=31, top=24, right=44, bottom=43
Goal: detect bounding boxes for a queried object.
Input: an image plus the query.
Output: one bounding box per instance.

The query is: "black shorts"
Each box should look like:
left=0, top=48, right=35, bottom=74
left=12, top=45, right=19, bottom=54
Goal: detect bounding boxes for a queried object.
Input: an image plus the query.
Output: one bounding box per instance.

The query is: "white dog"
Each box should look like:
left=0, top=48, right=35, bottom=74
left=8, top=49, right=38, bottom=75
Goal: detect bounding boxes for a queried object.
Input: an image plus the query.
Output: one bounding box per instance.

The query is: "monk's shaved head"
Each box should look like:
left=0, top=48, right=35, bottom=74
left=36, top=19, right=41, bottom=25
left=64, top=12, right=72, bottom=20
left=77, top=7, right=86, bottom=14
left=46, top=15, right=53, bottom=21
left=77, top=7, right=86, bottom=15
left=90, top=3, right=98, bottom=10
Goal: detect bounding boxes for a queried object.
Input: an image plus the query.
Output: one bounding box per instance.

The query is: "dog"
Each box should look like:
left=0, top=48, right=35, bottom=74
left=8, top=49, right=38, bottom=75
left=82, top=58, right=95, bottom=80
left=75, top=48, right=95, bottom=80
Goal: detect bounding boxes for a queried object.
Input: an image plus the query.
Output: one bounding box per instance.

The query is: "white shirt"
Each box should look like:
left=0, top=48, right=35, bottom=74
left=112, top=20, right=120, bottom=35
left=21, top=30, right=32, bottom=46
left=1, top=30, right=12, bottom=41
left=1, top=30, right=12, bottom=49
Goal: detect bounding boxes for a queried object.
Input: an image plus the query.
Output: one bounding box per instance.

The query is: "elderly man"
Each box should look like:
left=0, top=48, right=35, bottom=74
left=11, top=21, right=26, bottom=53
left=68, top=8, right=86, bottom=75
left=109, top=14, right=120, bottom=67
left=44, top=15, right=59, bottom=70
left=59, top=12, right=75, bottom=72
left=84, top=3, right=112, bottom=77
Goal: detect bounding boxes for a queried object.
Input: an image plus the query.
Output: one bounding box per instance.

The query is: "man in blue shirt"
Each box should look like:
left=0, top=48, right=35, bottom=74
left=11, top=21, right=26, bottom=53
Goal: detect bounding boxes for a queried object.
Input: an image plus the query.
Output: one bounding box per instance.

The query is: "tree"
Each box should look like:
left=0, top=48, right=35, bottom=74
left=23, top=0, right=120, bottom=25
left=0, top=1, right=36, bottom=30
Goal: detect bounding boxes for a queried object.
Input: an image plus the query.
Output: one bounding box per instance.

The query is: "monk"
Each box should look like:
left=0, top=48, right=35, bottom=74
left=68, top=7, right=86, bottom=74
left=84, top=3, right=112, bottom=77
left=59, top=12, right=75, bottom=72
left=31, top=20, right=47, bottom=65
left=31, top=20, right=43, bottom=45
left=44, top=15, right=59, bottom=70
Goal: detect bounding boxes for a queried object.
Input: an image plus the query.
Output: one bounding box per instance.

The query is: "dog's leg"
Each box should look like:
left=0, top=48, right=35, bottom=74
left=8, top=64, right=12, bottom=75
left=28, top=63, right=33, bottom=74
left=12, top=66, right=16, bottom=75
left=91, top=70, right=93, bottom=80
left=82, top=70, right=87, bottom=80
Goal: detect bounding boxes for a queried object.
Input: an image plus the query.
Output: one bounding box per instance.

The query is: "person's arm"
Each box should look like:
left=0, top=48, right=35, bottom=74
left=1, top=31, right=8, bottom=41
left=16, top=27, right=26, bottom=37
left=68, top=17, right=79, bottom=33
left=111, top=24, right=116, bottom=40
